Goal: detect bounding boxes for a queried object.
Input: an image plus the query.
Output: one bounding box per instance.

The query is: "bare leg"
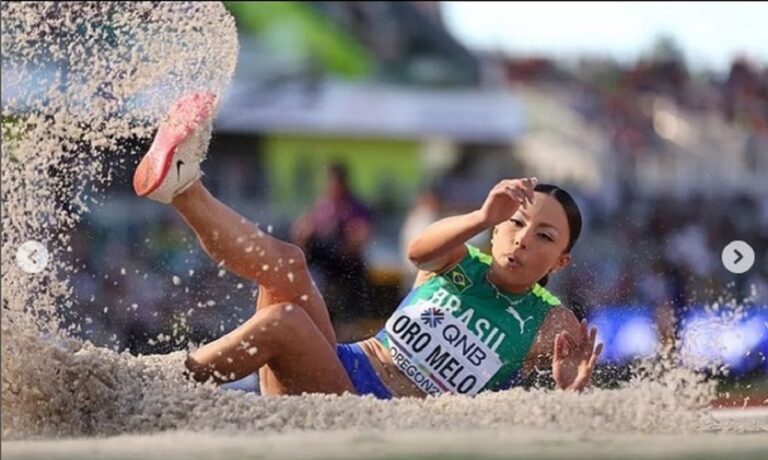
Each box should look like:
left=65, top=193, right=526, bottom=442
left=186, top=303, right=354, bottom=395
left=170, top=180, right=336, bottom=345
left=254, top=289, right=289, bottom=395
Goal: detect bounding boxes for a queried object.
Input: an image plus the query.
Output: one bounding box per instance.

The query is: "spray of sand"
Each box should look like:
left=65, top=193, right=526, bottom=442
left=0, top=1, right=760, bottom=444
left=1, top=1, right=238, bottom=438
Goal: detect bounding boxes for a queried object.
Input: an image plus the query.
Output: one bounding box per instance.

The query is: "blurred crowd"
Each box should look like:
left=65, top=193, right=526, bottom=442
left=504, top=46, right=768, bottom=167
left=557, top=187, right=768, bottom=329
left=578, top=56, right=768, bottom=163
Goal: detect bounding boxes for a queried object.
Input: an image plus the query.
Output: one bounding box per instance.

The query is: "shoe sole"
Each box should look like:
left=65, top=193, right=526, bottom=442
left=133, top=92, right=216, bottom=198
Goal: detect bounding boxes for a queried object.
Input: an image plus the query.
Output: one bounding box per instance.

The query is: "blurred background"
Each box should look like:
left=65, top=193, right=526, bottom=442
left=22, top=2, right=767, bottom=401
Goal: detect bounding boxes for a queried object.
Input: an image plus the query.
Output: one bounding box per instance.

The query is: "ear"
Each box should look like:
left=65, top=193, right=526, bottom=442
left=549, top=252, right=572, bottom=274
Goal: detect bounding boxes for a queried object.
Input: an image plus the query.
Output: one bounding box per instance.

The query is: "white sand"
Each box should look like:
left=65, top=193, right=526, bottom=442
left=1, top=1, right=765, bottom=454
left=3, top=420, right=768, bottom=460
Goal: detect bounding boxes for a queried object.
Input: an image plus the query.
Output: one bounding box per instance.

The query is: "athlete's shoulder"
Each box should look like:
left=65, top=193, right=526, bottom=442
left=432, top=243, right=482, bottom=276
left=531, top=283, right=561, bottom=307
left=465, top=243, right=493, bottom=266
left=528, top=305, right=581, bottom=365
left=541, top=306, right=580, bottom=335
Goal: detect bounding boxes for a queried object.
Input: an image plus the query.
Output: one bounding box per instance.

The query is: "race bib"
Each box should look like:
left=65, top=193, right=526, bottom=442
left=384, top=300, right=502, bottom=396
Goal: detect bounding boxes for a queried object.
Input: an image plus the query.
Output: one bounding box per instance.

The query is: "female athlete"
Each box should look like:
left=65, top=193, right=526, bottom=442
left=133, top=93, right=602, bottom=398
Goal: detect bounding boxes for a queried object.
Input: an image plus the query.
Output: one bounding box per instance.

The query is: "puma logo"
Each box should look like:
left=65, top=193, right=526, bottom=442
left=506, top=305, right=534, bottom=334
left=176, top=159, right=184, bottom=181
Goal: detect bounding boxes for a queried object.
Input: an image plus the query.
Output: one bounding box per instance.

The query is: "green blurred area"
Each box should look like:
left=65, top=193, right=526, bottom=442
left=264, top=134, right=422, bottom=216
left=224, top=1, right=373, bottom=78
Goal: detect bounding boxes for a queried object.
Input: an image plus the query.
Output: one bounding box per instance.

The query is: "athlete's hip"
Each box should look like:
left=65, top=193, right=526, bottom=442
left=356, top=337, right=427, bottom=398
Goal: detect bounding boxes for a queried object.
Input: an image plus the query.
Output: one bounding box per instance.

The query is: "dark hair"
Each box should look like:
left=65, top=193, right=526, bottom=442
left=328, top=162, right=348, bottom=185
left=533, top=183, right=582, bottom=287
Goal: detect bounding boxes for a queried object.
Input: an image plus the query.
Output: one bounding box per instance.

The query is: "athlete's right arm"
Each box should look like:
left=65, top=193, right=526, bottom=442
left=407, top=177, right=537, bottom=273
left=406, top=211, right=485, bottom=273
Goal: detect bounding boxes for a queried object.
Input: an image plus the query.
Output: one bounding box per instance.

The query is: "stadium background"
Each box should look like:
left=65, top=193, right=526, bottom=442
left=37, top=2, right=768, bottom=402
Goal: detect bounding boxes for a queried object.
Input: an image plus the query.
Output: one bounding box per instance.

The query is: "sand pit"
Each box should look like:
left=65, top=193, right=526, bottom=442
left=3, top=417, right=768, bottom=460
left=1, top=2, right=766, bottom=458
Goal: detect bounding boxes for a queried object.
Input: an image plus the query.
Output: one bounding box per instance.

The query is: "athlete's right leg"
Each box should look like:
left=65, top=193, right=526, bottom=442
left=133, top=92, right=339, bottom=394
left=172, top=182, right=335, bottom=394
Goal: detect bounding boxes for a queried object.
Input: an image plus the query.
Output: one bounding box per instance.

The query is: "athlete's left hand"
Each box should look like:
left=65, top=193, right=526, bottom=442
left=552, top=319, right=603, bottom=391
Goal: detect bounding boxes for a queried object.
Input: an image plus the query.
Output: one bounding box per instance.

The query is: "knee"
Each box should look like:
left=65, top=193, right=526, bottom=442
left=256, top=303, right=314, bottom=343
left=283, top=244, right=308, bottom=272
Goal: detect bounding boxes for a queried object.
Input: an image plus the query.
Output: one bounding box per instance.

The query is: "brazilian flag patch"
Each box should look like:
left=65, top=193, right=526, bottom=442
left=445, top=264, right=473, bottom=294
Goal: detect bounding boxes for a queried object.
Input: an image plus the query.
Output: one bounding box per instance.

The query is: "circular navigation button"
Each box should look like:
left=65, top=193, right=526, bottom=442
left=721, top=240, right=755, bottom=274
left=16, top=240, right=49, bottom=274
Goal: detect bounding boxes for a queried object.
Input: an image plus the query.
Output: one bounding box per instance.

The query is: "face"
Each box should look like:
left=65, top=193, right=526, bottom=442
left=490, top=192, right=573, bottom=288
left=326, top=173, right=346, bottom=200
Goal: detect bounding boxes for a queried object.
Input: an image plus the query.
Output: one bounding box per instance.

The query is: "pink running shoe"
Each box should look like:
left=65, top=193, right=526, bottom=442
left=133, top=92, right=217, bottom=203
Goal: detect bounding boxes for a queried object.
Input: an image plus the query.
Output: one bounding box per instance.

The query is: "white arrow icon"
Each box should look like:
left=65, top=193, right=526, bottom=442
left=722, top=241, right=755, bottom=274
left=16, top=240, right=49, bottom=274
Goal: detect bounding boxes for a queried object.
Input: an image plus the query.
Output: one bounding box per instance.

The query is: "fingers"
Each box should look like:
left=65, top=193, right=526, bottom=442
left=578, top=319, right=598, bottom=355
left=500, top=177, right=537, bottom=205
left=502, top=183, right=530, bottom=205
left=561, top=331, right=578, bottom=352
left=521, top=176, right=538, bottom=194
left=518, top=177, right=537, bottom=204
left=588, top=326, right=597, bottom=350
left=585, top=343, right=603, bottom=383
left=522, top=178, right=537, bottom=204
left=501, top=186, right=529, bottom=206
left=554, top=332, right=568, bottom=359
left=492, top=182, right=524, bottom=204
left=561, top=335, right=603, bottom=392
left=572, top=343, right=602, bottom=392
left=562, top=332, right=573, bottom=357
left=588, top=342, right=603, bottom=369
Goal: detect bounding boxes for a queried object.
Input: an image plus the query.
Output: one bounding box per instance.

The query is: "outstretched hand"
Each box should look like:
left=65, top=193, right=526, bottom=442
left=552, top=319, right=603, bottom=391
left=478, top=177, right=537, bottom=227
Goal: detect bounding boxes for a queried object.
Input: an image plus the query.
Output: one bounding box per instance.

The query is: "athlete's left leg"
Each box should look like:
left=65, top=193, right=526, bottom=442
left=186, top=302, right=354, bottom=395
